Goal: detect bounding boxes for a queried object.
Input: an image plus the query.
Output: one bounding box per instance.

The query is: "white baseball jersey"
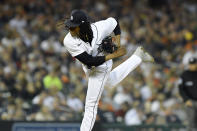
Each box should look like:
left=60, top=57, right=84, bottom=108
left=63, top=17, right=117, bottom=57
left=63, top=17, right=117, bottom=68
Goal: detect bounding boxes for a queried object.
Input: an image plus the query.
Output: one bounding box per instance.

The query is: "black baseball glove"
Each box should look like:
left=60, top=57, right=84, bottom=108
left=98, top=36, right=118, bottom=54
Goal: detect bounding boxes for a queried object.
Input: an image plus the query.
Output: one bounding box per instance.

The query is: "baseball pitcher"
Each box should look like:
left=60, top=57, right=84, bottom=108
left=63, top=9, right=154, bottom=131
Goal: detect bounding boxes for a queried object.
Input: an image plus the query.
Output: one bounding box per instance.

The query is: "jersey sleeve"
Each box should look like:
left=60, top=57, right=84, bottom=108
left=95, top=17, right=117, bottom=39
left=63, top=38, right=85, bottom=57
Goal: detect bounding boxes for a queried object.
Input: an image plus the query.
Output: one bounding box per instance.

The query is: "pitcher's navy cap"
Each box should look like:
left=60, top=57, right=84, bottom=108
left=64, top=10, right=87, bottom=28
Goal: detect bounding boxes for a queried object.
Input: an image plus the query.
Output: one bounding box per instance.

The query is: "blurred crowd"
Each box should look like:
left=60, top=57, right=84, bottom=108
left=0, top=0, right=197, bottom=126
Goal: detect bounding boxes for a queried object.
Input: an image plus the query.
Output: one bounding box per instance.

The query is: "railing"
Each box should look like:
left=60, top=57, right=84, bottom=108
left=0, top=121, right=186, bottom=131
left=100, top=123, right=186, bottom=131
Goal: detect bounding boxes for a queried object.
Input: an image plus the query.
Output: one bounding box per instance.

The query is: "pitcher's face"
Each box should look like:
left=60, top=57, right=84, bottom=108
left=69, top=26, right=80, bottom=37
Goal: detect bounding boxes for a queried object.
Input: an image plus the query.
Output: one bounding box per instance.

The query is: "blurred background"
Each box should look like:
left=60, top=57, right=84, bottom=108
left=0, top=0, right=197, bottom=130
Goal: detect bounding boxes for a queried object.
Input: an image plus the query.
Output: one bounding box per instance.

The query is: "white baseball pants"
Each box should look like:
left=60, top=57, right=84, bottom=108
left=80, top=55, right=142, bottom=131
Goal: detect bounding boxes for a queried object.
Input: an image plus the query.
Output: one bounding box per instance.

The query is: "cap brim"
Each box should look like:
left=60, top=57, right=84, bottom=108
left=65, top=20, right=80, bottom=28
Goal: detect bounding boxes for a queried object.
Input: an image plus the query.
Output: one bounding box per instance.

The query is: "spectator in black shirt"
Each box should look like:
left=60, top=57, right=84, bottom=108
left=178, top=57, right=197, bottom=131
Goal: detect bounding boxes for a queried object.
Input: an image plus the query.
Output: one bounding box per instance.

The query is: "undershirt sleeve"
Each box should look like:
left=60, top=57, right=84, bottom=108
left=75, top=52, right=105, bottom=67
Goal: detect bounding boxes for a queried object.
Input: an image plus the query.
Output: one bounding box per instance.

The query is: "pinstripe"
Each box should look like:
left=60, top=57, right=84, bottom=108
left=89, top=67, right=108, bottom=131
